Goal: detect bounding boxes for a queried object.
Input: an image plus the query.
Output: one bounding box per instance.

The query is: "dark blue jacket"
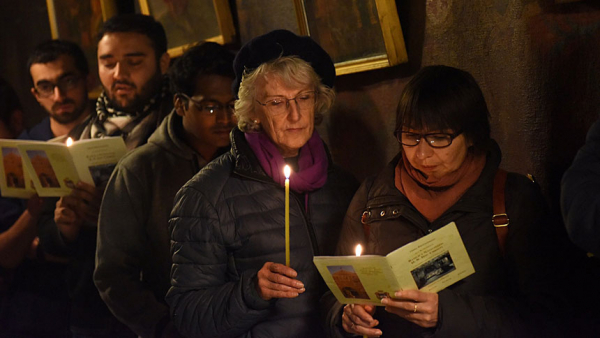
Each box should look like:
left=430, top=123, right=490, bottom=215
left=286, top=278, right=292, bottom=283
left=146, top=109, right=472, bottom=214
left=0, top=117, right=53, bottom=228
left=0, top=116, right=72, bottom=338
left=561, top=119, right=600, bottom=256
left=166, top=128, right=357, bottom=338
left=18, top=116, right=53, bottom=141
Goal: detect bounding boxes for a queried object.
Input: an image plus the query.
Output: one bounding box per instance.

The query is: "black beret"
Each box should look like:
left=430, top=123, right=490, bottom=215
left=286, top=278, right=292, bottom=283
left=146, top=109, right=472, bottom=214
left=232, top=29, right=335, bottom=97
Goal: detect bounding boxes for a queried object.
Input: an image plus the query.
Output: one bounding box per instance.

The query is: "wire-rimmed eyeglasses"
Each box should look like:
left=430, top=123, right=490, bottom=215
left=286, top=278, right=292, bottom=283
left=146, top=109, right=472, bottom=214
left=178, top=93, right=235, bottom=115
left=255, top=91, right=316, bottom=116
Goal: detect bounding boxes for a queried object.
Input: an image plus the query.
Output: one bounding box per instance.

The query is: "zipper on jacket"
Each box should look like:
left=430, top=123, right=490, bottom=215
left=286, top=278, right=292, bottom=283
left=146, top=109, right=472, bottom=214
left=191, top=154, right=201, bottom=173
left=234, top=170, right=321, bottom=257
left=291, top=192, right=320, bottom=256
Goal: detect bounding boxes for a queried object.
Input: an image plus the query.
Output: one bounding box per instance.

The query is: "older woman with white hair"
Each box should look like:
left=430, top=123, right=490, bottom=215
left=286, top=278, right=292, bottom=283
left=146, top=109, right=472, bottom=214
left=166, top=30, right=357, bottom=338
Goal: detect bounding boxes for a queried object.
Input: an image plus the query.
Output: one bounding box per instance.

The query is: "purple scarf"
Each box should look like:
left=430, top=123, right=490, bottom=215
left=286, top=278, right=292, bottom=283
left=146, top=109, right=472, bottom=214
left=245, top=130, right=328, bottom=193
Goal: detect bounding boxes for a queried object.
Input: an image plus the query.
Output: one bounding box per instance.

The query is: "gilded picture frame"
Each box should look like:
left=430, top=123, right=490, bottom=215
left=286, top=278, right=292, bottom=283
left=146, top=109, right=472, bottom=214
left=138, top=0, right=235, bottom=58
left=294, top=0, right=408, bottom=75
left=236, top=0, right=407, bottom=76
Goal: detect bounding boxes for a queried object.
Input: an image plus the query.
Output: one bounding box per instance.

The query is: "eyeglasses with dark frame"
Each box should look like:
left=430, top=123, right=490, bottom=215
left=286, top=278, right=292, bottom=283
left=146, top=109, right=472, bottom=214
left=35, top=75, right=82, bottom=98
left=255, top=90, right=317, bottom=116
left=395, top=130, right=463, bottom=148
left=178, top=93, right=235, bottom=115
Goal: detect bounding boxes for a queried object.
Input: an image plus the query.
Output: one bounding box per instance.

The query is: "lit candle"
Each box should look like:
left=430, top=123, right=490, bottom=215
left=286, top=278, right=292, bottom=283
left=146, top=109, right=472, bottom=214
left=65, top=137, right=75, bottom=189
left=356, top=244, right=367, bottom=338
left=284, top=165, right=291, bottom=267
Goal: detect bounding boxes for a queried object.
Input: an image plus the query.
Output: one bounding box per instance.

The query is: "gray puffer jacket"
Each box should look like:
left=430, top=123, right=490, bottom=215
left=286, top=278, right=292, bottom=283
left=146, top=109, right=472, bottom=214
left=166, top=128, right=357, bottom=338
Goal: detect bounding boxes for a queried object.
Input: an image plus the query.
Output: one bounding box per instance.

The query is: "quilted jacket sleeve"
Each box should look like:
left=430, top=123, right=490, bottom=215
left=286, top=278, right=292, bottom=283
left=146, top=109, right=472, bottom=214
left=561, top=118, right=600, bottom=256
left=94, top=164, right=170, bottom=338
left=166, top=184, right=273, bottom=338
left=434, top=174, right=572, bottom=338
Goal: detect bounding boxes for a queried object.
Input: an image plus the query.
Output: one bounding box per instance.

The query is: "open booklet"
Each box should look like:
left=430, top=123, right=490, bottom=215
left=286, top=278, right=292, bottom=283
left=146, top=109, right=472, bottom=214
left=0, top=137, right=127, bottom=198
left=313, top=222, right=475, bottom=306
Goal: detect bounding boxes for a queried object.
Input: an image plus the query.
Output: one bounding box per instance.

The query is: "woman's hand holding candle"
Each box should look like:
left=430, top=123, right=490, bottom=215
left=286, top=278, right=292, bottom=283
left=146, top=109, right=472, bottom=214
left=255, top=262, right=305, bottom=301
left=342, top=303, right=381, bottom=337
left=284, top=165, right=290, bottom=266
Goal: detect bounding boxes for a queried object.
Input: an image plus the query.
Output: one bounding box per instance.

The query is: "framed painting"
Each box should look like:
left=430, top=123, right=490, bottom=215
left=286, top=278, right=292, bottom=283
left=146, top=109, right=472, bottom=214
left=236, top=0, right=300, bottom=44
left=295, top=0, right=408, bottom=75
left=46, top=0, right=117, bottom=98
left=236, top=0, right=407, bottom=76
left=138, top=0, right=235, bottom=58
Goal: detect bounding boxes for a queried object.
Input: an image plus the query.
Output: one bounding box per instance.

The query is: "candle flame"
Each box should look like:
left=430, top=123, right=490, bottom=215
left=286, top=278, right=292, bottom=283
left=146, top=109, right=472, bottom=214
left=355, top=244, right=362, bottom=257
left=284, top=165, right=291, bottom=179
left=66, top=137, right=73, bottom=147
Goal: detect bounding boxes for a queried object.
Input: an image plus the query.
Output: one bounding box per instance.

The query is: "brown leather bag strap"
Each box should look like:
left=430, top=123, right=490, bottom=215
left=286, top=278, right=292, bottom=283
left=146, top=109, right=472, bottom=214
left=492, top=169, right=509, bottom=257
left=361, top=210, right=371, bottom=242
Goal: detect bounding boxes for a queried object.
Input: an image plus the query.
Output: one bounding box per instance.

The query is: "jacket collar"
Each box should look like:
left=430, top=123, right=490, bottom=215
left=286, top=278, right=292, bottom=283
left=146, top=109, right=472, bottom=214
left=148, top=110, right=201, bottom=161
left=19, top=116, right=53, bottom=141
left=366, top=140, right=502, bottom=229
left=147, top=110, right=228, bottom=167
left=230, top=127, right=270, bottom=181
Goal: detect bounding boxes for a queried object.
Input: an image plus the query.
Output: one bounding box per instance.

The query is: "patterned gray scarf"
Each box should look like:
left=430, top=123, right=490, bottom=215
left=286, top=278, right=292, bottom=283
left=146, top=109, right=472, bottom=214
left=89, top=77, right=170, bottom=150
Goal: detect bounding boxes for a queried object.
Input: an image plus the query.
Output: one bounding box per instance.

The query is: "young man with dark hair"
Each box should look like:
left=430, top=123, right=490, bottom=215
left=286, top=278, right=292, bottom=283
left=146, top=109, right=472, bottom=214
left=72, top=13, right=171, bottom=148
left=27, top=39, right=92, bottom=138
left=34, top=14, right=173, bottom=337
left=53, top=13, right=172, bottom=245
left=1, top=39, right=92, bottom=262
left=0, top=39, right=93, bottom=337
left=93, top=42, right=236, bottom=338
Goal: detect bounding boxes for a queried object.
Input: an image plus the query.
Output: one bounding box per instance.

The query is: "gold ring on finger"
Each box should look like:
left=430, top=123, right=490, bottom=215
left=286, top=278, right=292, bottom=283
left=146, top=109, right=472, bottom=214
left=414, top=303, right=418, bottom=313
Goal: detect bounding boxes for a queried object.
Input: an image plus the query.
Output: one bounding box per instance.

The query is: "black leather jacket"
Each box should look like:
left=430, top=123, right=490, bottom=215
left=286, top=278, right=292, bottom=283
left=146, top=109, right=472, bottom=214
left=328, top=141, right=574, bottom=338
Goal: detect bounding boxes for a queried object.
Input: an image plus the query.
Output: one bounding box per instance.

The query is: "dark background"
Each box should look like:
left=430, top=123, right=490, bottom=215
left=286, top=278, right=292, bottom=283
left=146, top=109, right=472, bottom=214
left=2, top=0, right=600, bottom=214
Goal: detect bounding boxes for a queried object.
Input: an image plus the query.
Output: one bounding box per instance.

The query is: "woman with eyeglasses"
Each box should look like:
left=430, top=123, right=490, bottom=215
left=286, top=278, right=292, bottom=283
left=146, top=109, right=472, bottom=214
left=166, top=30, right=357, bottom=338
left=329, top=65, right=574, bottom=337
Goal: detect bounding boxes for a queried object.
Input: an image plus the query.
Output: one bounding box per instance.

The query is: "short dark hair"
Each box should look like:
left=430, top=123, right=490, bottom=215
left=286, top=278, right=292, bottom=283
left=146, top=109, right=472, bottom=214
left=169, top=42, right=235, bottom=96
left=395, top=65, right=491, bottom=150
left=97, top=14, right=167, bottom=59
left=0, top=77, right=21, bottom=125
left=27, top=39, right=89, bottom=79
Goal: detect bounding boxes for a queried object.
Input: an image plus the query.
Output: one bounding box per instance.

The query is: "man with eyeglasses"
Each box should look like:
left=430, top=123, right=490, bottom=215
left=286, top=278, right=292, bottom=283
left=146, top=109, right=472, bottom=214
left=27, top=39, right=93, bottom=140
left=93, top=42, right=236, bottom=338
left=0, top=39, right=92, bottom=337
